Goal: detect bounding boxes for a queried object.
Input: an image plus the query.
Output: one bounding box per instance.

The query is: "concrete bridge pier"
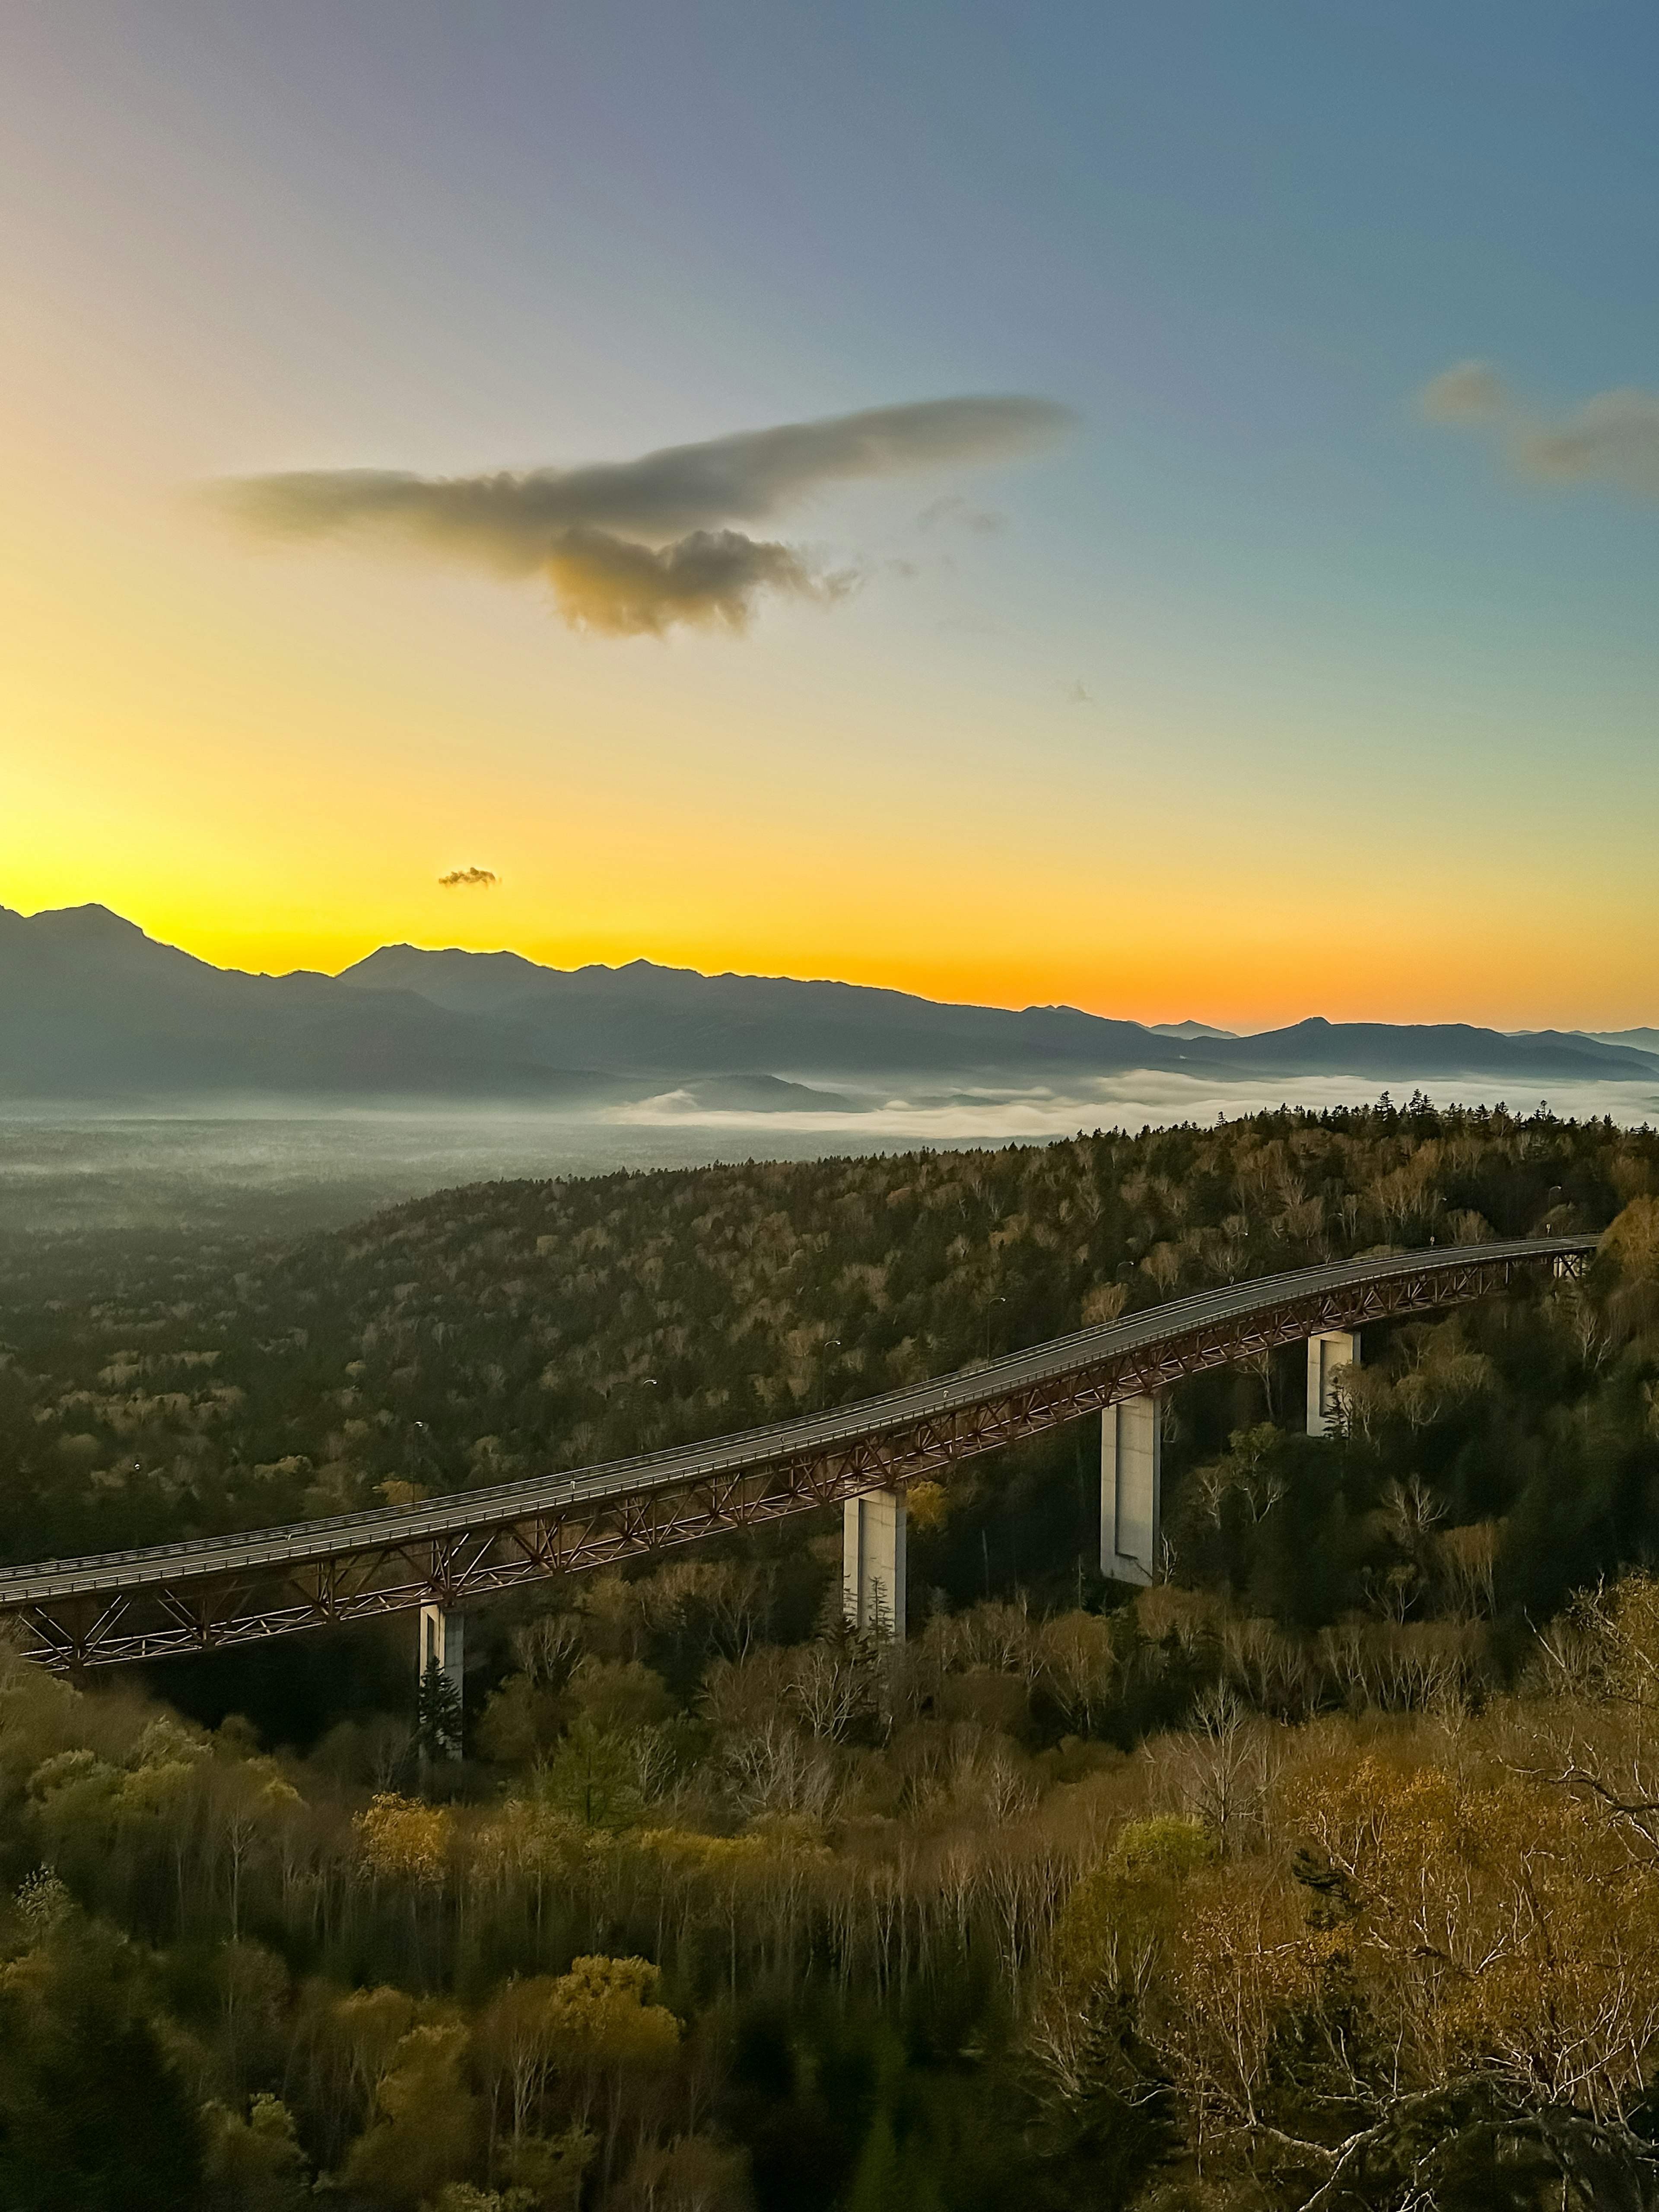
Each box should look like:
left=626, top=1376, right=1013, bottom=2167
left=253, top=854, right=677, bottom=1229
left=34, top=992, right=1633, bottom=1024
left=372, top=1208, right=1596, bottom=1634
left=418, top=1602, right=465, bottom=1754
left=1102, top=1396, right=1161, bottom=1585
left=843, top=1490, right=906, bottom=1637
left=1306, top=1330, right=1360, bottom=1437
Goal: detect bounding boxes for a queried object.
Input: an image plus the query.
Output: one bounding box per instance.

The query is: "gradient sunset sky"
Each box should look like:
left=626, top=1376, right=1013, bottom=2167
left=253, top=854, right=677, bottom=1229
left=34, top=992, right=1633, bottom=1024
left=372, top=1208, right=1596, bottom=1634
left=3, top=3, right=1656, bottom=1029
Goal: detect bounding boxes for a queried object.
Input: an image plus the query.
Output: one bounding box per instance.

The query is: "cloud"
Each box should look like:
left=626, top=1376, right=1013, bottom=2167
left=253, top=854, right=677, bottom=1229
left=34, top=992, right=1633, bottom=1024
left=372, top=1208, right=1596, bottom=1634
left=1418, top=362, right=1659, bottom=499
left=1515, top=388, right=1659, bottom=498
left=216, top=394, right=1071, bottom=633
left=544, top=525, right=850, bottom=636
left=438, top=866, right=498, bottom=888
left=917, top=493, right=1005, bottom=534
left=1417, top=359, right=1510, bottom=423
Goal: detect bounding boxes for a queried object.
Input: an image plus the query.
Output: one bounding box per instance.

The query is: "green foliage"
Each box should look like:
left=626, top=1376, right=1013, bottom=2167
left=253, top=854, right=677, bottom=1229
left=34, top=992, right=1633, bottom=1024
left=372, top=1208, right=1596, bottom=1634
left=417, top=1656, right=464, bottom=1763
left=498, top=2124, right=593, bottom=2209
left=1111, top=1814, right=1218, bottom=1881
left=537, top=1717, right=643, bottom=1829
left=200, top=2093, right=309, bottom=2211
left=0, top=1924, right=205, bottom=2211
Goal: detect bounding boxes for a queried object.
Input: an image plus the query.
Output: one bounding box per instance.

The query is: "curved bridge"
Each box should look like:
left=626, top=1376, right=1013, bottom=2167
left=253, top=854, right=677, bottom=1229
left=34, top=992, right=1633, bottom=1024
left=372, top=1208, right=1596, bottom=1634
left=0, top=1236, right=1595, bottom=1669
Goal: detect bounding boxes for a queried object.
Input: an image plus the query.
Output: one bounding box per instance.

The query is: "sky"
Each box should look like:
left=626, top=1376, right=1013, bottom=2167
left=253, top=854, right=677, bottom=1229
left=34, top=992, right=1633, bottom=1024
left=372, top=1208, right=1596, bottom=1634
left=2, top=1, right=1656, bottom=1030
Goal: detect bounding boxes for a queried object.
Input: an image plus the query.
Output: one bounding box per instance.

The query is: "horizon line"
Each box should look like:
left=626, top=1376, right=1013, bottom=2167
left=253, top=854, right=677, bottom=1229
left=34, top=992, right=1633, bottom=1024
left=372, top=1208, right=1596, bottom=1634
left=8, top=898, right=1656, bottom=1044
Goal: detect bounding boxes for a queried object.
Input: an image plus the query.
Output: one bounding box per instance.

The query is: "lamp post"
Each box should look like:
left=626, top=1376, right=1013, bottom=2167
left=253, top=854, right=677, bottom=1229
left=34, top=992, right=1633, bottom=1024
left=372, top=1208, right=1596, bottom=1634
left=408, top=1419, right=436, bottom=1487
left=817, top=1340, right=842, bottom=1411
left=984, top=1296, right=1006, bottom=1361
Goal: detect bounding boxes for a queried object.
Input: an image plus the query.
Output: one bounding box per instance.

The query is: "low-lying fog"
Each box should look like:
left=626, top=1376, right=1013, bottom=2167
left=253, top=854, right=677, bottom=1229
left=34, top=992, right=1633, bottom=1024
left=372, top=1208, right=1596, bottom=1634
left=5, top=1065, right=1657, bottom=1241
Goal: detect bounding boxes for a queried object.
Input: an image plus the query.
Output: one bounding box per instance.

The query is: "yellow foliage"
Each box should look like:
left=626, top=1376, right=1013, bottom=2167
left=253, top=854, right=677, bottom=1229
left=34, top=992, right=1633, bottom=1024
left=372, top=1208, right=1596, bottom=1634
left=356, top=1792, right=451, bottom=1885
left=905, top=1480, right=950, bottom=1532
left=1603, top=1194, right=1659, bottom=1282
left=632, top=1827, right=766, bottom=1877
left=1563, top=1570, right=1659, bottom=1703
left=1279, top=1742, right=1659, bottom=2112
left=334, top=1984, right=420, bottom=2094
left=1079, top=1282, right=1128, bottom=1327
left=546, top=1955, right=681, bottom=2072
left=340, top=2019, right=481, bottom=2207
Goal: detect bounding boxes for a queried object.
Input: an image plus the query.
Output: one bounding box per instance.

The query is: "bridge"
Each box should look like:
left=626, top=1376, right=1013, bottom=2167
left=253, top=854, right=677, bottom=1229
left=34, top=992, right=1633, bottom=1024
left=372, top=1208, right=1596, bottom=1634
left=0, top=1236, right=1595, bottom=1681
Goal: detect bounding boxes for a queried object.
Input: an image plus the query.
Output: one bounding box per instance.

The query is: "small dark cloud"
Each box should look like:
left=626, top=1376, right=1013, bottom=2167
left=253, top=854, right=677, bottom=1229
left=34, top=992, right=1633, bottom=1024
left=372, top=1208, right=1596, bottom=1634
left=215, top=394, right=1070, bottom=636
left=438, top=866, right=498, bottom=888
left=546, top=526, right=855, bottom=636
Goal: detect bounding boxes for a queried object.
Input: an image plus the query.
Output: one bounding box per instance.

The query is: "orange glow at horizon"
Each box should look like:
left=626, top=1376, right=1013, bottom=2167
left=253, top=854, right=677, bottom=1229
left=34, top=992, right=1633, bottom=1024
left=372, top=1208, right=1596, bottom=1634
left=9, top=857, right=1654, bottom=1039
left=3, top=361, right=1655, bottom=1043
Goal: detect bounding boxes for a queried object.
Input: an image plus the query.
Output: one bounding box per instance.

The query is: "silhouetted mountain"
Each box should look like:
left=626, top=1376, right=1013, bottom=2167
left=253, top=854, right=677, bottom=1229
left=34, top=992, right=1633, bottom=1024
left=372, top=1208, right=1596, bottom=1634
left=2, top=905, right=1654, bottom=1102
left=342, top=942, right=1659, bottom=1088
left=338, top=942, right=1166, bottom=1079
left=1208, top=1016, right=1655, bottom=1084
left=0, top=905, right=610, bottom=1099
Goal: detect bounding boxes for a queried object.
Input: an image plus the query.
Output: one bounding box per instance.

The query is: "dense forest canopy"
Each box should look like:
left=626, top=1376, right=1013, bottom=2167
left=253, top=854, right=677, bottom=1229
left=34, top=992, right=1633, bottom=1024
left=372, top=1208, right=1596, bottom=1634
left=6, top=1101, right=1659, bottom=2208
left=0, top=1100, right=1647, bottom=1584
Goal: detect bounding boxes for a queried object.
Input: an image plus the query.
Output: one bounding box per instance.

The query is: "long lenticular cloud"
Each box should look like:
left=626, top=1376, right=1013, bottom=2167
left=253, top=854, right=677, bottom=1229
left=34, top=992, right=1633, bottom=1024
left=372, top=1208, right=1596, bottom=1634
left=216, top=394, right=1072, bottom=635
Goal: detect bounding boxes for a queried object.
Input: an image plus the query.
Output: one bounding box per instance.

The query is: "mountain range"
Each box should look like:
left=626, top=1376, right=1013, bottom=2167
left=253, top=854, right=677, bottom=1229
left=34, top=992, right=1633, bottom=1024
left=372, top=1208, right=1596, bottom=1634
left=2, top=903, right=1655, bottom=1106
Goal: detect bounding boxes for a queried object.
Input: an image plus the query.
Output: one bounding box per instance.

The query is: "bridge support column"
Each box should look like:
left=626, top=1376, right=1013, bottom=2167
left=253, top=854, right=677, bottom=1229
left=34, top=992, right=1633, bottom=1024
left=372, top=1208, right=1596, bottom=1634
left=843, top=1491, right=906, bottom=1637
left=1102, top=1397, right=1161, bottom=1585
left=418, top=1602, right=464, bottom=1756
left=1306, top=1331, right=1360, bottom=1437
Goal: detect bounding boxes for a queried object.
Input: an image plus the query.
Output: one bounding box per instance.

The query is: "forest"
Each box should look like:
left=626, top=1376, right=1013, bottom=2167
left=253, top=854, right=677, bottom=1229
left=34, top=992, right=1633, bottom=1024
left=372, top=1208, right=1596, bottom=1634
left=5, top=1100, right=1659, bottom=2208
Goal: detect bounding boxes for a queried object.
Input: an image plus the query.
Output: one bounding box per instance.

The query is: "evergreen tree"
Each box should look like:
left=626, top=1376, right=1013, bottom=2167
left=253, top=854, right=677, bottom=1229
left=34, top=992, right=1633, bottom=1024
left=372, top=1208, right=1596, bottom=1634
left=416, top=1653, right=464, bottom=1763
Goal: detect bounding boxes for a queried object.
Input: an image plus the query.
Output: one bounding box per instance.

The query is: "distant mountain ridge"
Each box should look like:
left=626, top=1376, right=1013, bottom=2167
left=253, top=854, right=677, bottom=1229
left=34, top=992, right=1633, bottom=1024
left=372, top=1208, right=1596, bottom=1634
left=1586, top=1028, right=1659, bottom=1057
left=338, top=941, right=1659, bottom=1088
left=1, top=903, right=1655, bottom=1103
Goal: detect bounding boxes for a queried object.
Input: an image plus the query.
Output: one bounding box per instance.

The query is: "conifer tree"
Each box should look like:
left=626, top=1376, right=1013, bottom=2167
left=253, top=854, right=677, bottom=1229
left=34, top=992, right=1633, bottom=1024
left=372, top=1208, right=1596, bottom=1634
left=416, top=1654, right=464, bottom=1764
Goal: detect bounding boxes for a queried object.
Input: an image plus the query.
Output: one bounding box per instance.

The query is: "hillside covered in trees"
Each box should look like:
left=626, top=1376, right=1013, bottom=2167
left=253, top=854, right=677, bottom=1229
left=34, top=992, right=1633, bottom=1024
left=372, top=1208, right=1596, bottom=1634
left=6, top=1103, right=1659, bottom=2207
left=1, top=1100, right=1652, bottom=1621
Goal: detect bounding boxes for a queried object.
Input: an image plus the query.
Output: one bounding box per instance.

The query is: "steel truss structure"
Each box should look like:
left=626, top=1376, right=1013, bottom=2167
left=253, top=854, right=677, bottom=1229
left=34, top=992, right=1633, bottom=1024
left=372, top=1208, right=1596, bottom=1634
left=0, top=1237, right=1593, bottom=1669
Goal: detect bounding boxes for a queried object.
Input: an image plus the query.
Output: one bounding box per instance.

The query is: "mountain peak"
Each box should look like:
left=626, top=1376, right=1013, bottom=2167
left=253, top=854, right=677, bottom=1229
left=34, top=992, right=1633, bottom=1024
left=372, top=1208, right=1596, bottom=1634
left=30, top=903, right=151, bottom=941
left=1149, top=1017, right=1239, bottom=1040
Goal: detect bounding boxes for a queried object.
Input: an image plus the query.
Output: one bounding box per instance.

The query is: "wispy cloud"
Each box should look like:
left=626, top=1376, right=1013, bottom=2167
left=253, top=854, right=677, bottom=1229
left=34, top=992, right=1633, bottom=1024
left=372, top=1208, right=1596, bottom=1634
left=917, top=492, right=1005, bottom=535
left=1417, top=359, right=1510, bottom=423
left=438, top=866, right=498, bottom=888
left=215, top=395, right=1071, bottom=637
left=1417, top=361, right=1659, bottom=499
left=1517, top=388, right=1659, bottom=498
